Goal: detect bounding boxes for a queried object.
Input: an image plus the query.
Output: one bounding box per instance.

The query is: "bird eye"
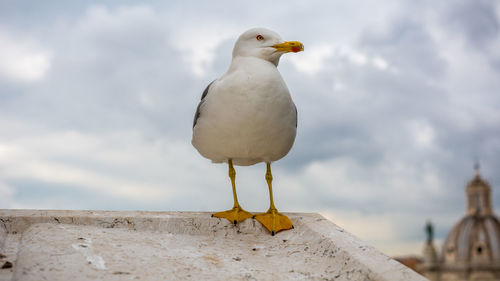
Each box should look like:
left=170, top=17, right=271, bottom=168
left=256, top=35, right=264, bottom=41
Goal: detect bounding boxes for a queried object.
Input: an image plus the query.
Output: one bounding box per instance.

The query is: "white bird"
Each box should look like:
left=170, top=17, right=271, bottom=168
left=192, top=27, right=303, bottom=235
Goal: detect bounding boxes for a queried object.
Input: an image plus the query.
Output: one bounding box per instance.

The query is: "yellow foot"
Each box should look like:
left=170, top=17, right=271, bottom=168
left=253, top=209, right=293, bottom=236
left=212, top=207, right=253, bottom=224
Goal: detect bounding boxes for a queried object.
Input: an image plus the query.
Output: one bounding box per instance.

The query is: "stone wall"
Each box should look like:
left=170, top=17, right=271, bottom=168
left=0, top=210, right=428, bottom=281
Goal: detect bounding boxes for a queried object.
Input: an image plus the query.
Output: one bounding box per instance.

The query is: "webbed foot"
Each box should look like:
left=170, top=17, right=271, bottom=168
left=212, top=206, right=253, bottom=224
left=254, top=208, right=293, bottom=235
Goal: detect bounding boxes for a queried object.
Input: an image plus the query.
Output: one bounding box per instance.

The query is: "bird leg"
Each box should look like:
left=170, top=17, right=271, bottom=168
left=254, top=162, right=293, bottom=235
left=212, top=159, right=253, bottom=224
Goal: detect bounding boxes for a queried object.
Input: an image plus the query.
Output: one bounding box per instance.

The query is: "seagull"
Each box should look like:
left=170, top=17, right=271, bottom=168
left=192, top=27, right=303, bottom=235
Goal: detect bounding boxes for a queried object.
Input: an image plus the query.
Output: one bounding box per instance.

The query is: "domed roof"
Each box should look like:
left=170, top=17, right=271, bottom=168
left=441, top=171, right=500, bottom=267
left=442, top=214, right=500, bottom=265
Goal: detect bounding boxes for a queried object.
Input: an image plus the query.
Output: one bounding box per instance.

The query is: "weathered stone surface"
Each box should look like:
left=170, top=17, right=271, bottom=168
left=0, top=210, right=427, bottom=281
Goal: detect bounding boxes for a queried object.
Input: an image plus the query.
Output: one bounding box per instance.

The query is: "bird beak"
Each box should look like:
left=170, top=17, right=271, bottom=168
left=272, top=41, right=304, bottom=53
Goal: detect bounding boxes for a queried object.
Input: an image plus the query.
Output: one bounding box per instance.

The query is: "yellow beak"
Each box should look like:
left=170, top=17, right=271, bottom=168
left=272, top=41, right=304, bottom=53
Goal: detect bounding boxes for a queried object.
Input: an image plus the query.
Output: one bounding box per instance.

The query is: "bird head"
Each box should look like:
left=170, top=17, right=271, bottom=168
left=232, top=28, right=304, bottom=66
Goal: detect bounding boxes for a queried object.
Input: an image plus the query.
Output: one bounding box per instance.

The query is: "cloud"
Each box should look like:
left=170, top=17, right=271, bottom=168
left=0, top=182, right=16, bottom=208
left=407, top=119, right=436, bottom=147
left=0, top=129, right=166, bottom=201
left=0, top=31, right=52, bottom=83
left=288, top=44, right=334, bottom=75
left=444, top=0, right=499, bottom=49
left=321, top=209, right=397, bottom=242
left=360, top=18, right=447, bottom=79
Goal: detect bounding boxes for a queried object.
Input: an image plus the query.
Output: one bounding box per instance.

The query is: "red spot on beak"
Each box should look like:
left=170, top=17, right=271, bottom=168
left=291, top=46, right=301, bottom=53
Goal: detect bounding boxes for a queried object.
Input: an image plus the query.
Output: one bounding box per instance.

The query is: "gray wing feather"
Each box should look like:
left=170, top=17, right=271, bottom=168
left=294, top=104, right=298, bottom=128
left=193, top=81, right=215, bottom=128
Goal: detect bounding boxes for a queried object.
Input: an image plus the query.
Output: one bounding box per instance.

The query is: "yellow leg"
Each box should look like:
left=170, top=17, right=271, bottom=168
left=254, top=162, right=293, bottom=235
left=212, top=159, right=253, bottom=224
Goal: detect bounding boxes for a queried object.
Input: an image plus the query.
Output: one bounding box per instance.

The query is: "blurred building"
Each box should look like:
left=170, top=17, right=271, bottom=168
left=420, top=168, right=500, bottom=281
left=394, top=256, right=423, bottom=274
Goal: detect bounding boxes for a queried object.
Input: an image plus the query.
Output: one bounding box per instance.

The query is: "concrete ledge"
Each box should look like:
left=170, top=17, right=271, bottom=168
left=0, top=210, right=426, bottom=281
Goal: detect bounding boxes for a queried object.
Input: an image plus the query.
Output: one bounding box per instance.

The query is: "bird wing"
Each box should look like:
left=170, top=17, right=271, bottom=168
left=193, top=80, right=215, bottom=128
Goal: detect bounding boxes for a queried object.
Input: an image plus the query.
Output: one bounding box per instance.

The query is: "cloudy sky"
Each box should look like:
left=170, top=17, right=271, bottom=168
left=1, top=0, right=500, bottom=256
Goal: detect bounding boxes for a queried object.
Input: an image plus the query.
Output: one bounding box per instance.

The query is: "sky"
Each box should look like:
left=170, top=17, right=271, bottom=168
left=1, top=0, right=500, bottom=257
